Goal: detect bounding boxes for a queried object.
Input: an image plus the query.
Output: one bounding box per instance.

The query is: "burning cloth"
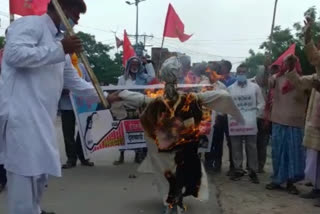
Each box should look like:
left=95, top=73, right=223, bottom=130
left=112, top=57, right=244, bottom=211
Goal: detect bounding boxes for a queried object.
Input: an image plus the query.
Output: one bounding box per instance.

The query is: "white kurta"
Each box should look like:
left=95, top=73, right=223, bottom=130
left=0, top=14, right=98, bottom=177
left=228, top=81, right=265, bottom=136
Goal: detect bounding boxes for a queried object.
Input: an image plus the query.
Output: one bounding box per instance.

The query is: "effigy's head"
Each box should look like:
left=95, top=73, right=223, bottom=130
left=159, top=56, right=182, bottom=84
left=159, top=57, right=182, bottom=100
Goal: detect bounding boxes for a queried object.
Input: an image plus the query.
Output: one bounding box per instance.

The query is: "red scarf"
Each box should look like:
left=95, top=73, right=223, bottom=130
left=276, top=58, right=302, bottom=94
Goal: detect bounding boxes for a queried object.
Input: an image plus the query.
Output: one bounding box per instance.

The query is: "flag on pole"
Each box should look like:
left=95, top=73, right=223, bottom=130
left=163, top=3, right=192, bottom=42
left=122, top=30, right=136, bottom=66
left=10, top=0, right=50, bottom=16
left=272, top=43, right=296, bottom=66
left=115, top=36, right=123, bottom=49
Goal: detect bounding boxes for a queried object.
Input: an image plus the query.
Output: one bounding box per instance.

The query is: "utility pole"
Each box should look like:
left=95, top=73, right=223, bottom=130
left=125, top=0, right=146, bottom=46
left=269, top=0, right=279, bottom=56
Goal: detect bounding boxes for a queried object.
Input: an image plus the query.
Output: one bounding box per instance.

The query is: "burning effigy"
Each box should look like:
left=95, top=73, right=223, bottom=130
left=109, top=56, right=244, bottom=213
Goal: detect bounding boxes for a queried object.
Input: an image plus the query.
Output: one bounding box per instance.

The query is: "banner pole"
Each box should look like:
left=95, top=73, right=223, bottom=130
left=51, top=0, right=108, bottom=108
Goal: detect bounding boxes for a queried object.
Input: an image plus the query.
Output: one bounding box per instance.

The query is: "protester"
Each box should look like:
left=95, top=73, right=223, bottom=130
left=266, top=55, right=309, bottom=195
left=203, top=62, right=229, bottom=172
left=0, top=0, right=103, bottom=213
left=221, top=60, right=237, bottom=87
left=60, top=54, right=94, bottom=169
left=210, top=60, right=236, bottom=174
left=228, top=64, right=265, bottom=183
left=291, top=19, right=320, bottom=207
left=253, top=63, right=272, bottom=173
left=185, top=62, right=205, bottom=84
left=114, top=56, right=155, bottom=165
left=107, top=56, right=244, bottom=213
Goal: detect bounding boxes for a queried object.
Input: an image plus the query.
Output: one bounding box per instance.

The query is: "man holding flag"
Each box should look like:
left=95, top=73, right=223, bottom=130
left=0, top=0, right=103, bottom=213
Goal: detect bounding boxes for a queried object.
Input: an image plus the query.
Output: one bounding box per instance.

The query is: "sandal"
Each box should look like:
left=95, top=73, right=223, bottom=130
left=287, top=184, right=299, bottom=195
left=266, top=183, right=282, bottom=190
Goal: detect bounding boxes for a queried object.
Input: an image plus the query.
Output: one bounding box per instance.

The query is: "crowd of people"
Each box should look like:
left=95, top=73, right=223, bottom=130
left=0, top=0, right=319, bottom=213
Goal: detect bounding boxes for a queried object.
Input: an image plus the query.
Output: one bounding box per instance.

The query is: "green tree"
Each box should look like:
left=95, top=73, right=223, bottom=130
left=245, top=49, right=266, bottom=78
left=244, top=6, right=320, bottom=76
left=76, top=31, right=122, bottom=85
left=0, top=36, right=5, bottom=49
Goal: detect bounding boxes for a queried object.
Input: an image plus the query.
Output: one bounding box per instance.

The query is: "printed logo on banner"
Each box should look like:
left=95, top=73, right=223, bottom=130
left=92, top=121, right=125, bottom=152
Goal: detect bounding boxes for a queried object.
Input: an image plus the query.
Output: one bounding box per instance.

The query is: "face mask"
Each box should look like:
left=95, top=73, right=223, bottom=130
left=59, top=18, right=75, bottom=32
left=236, top=74, right=247, bottom=83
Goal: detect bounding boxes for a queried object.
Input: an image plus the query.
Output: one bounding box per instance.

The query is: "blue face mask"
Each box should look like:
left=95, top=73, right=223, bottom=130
left=59, top=18, right=75, bottom=32
left=236, top=74, right=247, bottom=83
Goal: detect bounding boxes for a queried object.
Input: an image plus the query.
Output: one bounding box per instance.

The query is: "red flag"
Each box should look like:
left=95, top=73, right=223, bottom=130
left=115, top=36, right=123, bottom=49
left=123, top=30, right=136, bottom=66
left=272, top=44, right=296, bottom=66
left=163, top=4, right=192, bottom=42
left=10, top=0, right=50, bottom=16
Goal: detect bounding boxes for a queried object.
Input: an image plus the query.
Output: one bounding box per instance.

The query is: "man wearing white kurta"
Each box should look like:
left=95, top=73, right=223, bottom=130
left=0, top=0, right=100, bottom=213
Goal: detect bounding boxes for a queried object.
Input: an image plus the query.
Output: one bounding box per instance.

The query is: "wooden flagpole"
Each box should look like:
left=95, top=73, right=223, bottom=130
left=51, top=0, right=109, bottom=108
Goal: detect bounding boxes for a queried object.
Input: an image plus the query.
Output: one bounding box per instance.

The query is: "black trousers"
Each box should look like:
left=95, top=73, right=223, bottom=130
left=205, top=115, right=234, bottom=169
left=256, top=118, right=270, bottom=171
left=61, top=110, right=86, bottom=163
left=0, top=164, right=7, bottom=186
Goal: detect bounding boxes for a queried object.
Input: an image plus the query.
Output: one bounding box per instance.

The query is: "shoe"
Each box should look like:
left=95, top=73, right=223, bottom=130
left=305, top=182, right=313, bottom=187
left=249, top=172, right=260, bottom=184
left=230, top=171, right=244, bottom=181
left=113, top=153, right=125, bottom=166
left=300, top=189, right=320, bottom=199
left=315, top=199, right=320, bottom=207
left=41, top=210, right=55, bottom=214
left=62, top=161, right=76, bottom=169
left=81, top=160, right=94, bottom=167
left=266, top=183, right=282, bottom=190
left=287, top=183, right=299, bottom=195
left=226, top=169, right=234, bottom=176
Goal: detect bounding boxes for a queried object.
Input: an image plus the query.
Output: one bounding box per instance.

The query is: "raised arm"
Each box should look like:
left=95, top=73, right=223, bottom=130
left=285, top=70, right=315, bottom=91
left=4, top=17, right=65, bottom=68
left=197, top=90, right=244, bottom=124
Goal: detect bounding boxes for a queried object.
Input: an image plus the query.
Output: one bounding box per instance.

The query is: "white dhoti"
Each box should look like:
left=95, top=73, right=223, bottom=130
left=7, top=171, right=48, bottom=214
left=305, top=149, right=320, bottom=189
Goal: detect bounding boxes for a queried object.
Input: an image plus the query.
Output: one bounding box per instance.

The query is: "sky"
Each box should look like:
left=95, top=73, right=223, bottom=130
left=0, top=0, right=319, bottom=68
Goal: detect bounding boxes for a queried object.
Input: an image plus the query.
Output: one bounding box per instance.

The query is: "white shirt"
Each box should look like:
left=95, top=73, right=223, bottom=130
left=228, top=81, right=265, bottom=136
left=0, top=14, right=98, bottom=176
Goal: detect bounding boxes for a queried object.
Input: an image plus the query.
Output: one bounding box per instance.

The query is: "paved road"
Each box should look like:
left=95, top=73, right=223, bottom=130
left=0, top=119, right=221, bottom=214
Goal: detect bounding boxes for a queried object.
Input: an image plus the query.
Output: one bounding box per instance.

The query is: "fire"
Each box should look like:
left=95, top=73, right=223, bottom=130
left=145, top=89, right=165, bottom=98
left=181, top=94, right=195, bottom=112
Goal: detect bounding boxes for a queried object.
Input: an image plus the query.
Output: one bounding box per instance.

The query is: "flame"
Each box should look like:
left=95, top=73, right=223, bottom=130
left=145, top=88, right=165, bottom=98
left=181, top=94, right=195, bottom=112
